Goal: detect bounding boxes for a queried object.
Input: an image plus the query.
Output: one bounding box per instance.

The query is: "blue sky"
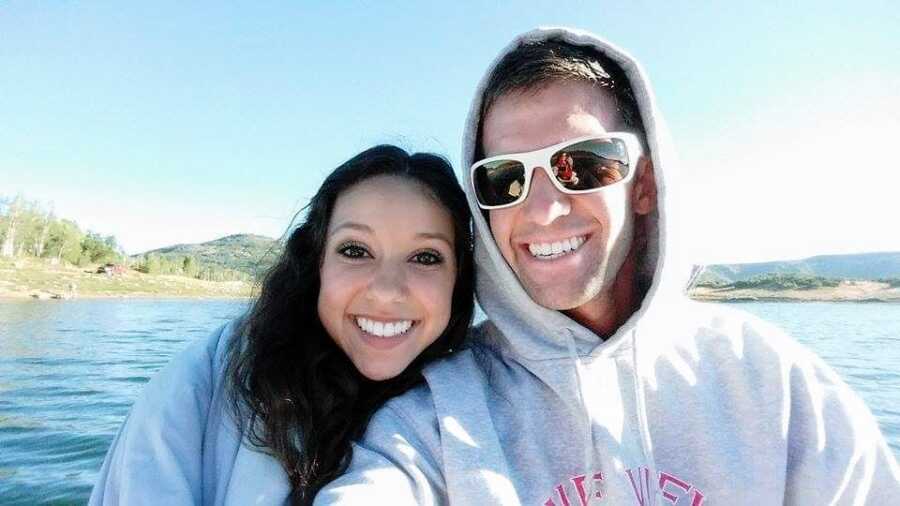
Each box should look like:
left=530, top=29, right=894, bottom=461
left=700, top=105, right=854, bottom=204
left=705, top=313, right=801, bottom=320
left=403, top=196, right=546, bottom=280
left=2, top=1, right=898, bottom=263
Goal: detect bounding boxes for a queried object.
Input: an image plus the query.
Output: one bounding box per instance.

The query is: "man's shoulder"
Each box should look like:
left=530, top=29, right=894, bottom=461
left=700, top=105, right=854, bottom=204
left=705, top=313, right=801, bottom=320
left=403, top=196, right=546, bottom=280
left=388, top=340, right=500, bottom=414
left=420, top=347, right=486, bottom=387
left=688, top=301, right=796, bottom=343
left=364, top=365, right=454, bottom=457
left=659, top=300, right=814, bottom=366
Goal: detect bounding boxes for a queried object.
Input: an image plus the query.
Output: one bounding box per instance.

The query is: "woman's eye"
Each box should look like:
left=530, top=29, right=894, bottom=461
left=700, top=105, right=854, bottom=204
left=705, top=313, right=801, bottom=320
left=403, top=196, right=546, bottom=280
left=412, top=251, right=443, bottom=266
left=338, top=244, right=371, bottom=259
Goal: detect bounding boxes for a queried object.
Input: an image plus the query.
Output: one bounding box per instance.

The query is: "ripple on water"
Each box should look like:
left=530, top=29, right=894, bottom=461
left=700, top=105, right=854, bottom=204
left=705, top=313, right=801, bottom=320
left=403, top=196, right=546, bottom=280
left=153, top=317, right=184, bottom=324
left=11, top=387, right=106, bottom=399
left=108, top=375, right=150, bottom=384
left=14, top=357, right=94, bottom=367
left=0, top=478, right=94, bottom=506
left=1, top=431, right=111, bottom=467
left=122, top=329, right=153, bottom=336
left=0, top=415, right=44, bottom=433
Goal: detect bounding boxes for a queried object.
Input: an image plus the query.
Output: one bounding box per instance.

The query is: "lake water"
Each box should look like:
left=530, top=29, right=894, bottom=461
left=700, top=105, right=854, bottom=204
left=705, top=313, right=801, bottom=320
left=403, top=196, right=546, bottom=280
left=0, top=299, right=898, bottom=504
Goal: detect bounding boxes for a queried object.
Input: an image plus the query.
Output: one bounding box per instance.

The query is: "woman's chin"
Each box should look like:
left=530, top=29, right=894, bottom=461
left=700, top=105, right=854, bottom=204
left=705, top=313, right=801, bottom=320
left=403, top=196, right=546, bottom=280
left=356, top=361, right=406, bottom=382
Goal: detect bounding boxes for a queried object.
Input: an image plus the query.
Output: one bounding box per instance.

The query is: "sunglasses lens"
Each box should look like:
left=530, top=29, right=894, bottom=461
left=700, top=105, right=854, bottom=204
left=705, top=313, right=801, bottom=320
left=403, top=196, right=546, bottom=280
left=473, top=159, right=527, bottom=207
left=550, top=138, right=630, bottom=191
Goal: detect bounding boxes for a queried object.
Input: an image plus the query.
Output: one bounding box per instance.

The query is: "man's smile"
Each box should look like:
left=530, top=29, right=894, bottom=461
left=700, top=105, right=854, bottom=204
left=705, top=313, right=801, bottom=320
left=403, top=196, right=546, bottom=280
left=526, top=235, right=586, bottom=260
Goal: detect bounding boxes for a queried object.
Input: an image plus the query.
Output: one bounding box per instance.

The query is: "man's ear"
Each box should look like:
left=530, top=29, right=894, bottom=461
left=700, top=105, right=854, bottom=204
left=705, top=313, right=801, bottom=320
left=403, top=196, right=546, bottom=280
left=632, top=157, right=657, bottom=216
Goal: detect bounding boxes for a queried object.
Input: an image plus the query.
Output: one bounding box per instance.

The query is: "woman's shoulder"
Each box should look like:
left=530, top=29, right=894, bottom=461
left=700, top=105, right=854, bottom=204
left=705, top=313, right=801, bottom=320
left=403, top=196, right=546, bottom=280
left=88, top=318, right=251, bottom=505
left=143, top=318, right=240, bottom=399
left=124, top=319, right=244, bottom=431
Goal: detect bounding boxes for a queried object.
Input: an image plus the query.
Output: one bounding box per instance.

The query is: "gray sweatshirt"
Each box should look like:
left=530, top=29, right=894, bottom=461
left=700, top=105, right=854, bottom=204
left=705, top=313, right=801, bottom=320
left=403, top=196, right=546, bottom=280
left=315, top=27, right=900, bottom=505
left=89, top=320, right=292, bottom=505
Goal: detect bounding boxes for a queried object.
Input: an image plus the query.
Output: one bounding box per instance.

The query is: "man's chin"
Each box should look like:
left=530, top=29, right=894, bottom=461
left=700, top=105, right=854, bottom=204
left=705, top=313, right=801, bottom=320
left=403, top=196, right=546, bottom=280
left=520, top=277, right=596, bottom=311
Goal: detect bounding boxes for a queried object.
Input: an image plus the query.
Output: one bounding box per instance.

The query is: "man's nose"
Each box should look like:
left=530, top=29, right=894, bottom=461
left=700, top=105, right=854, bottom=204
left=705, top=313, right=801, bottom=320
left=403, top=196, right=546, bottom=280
left=366, top=262, right=408, bottom=303
left=521, top=167, right=571, bottom=225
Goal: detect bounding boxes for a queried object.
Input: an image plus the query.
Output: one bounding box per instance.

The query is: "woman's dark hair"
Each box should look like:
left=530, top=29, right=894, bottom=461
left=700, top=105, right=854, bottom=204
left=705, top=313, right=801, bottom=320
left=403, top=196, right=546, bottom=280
left=225, top=145, right=474, bottom=504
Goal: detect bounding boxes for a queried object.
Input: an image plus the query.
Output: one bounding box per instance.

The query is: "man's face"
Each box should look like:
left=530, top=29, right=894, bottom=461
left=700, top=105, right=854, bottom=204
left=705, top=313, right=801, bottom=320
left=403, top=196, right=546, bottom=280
left=481, top=80, right=640, bottom=311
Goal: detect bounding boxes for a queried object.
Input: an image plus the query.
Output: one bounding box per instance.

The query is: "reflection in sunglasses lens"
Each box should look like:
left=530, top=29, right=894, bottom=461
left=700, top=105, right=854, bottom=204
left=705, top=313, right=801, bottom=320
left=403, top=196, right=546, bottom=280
left=475, top=160, right=526, bottom=206
left=552, top=138, right=629, bottom=191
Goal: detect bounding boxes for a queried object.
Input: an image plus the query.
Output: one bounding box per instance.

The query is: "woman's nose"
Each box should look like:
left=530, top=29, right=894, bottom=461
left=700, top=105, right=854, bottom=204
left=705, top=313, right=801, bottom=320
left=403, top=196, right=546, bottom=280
left=365, top=262, right=408, bottom=303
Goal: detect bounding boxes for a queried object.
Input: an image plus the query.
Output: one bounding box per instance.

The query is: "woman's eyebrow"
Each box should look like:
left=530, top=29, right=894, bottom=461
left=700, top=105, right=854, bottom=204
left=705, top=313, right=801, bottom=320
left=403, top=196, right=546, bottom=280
left=329, top=221, right=372, bottom=235
left=330, top=222, right=452, bottom=247
left=415, top=232, right=453, bottom=248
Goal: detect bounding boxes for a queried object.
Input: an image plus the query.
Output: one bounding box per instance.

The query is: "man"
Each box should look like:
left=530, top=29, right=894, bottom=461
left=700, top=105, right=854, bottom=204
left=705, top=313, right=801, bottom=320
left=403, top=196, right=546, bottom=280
left=316, top=27, right=900, bottom=505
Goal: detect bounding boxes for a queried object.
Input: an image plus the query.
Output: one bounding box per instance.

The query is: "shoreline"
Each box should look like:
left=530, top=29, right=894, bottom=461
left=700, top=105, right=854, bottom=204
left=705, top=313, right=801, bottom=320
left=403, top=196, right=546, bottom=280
left=5, top=291, right=897, bottom=304
left=688, top=294, right=900, bottom=303
left=0, top=292, right=253, bottom=302
left=688, top=280, right=900, bottom=303
left=1, top=258, right=255, bottom=301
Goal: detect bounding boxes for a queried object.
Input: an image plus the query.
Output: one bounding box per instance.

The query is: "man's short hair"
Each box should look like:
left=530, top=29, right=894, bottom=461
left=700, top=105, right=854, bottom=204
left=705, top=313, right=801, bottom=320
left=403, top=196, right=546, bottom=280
left=476, top=39, right=646, bottom=158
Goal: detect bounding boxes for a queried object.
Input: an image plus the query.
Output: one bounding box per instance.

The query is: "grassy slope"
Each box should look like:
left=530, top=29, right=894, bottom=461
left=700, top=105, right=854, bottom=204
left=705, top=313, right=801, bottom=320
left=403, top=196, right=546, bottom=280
left=134, top=234, right=280, bottom=277
left=0, top=257, right=253, bottom=299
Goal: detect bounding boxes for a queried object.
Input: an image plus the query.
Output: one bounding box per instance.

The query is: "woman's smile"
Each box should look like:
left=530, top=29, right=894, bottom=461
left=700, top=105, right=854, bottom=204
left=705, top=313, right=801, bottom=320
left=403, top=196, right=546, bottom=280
left=353, top=315, right=416, bottom=338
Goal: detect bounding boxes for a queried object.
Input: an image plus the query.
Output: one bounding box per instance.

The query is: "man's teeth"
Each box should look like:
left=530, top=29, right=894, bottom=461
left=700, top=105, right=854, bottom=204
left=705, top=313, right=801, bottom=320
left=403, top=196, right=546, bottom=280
left=356, top=317, right=414, bottom=338
left=528, top=236, right=585, bottom=259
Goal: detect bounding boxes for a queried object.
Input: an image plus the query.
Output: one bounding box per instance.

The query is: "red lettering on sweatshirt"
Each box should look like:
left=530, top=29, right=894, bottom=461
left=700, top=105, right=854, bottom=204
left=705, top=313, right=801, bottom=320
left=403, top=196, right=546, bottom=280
left=545, top=472, right=605, bottom=506
left=657, top=471, right=705, bottom=505
left=659, top=471, right=690, bottom=502
left=572, top=472, right=605, bottom=505
left=545, top=467, right=703, bottom=505
left=626, top=467, right=652, bottom=505
left=555, top=484, right=572, bottom=506
left=690, top=489, right=705, bottom=506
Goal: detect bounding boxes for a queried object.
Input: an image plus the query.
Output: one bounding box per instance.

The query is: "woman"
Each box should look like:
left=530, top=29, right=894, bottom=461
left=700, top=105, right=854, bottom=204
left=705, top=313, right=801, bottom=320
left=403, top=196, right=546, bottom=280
left=89, top=145, right=475, bottom=505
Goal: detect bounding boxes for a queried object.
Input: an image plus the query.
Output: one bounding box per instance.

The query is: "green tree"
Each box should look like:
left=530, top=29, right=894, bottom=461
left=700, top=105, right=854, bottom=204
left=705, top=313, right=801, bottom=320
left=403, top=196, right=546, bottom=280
left=147, top=254, right=162, bottom=274
left=183, top=256, right=200, bottom=278
left=32, top=210, right=53, bottom=257
left=45, top=220, right=84, bottom=264
left=79, top=232, right=121, bottom=264
left=0, top=195, right=23, bottom=258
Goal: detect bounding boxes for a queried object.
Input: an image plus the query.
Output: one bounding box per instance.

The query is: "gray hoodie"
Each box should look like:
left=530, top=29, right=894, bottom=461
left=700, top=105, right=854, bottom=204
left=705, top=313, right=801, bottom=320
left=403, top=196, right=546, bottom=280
left=89, top=320, right=292, bottom=505
left=316, top=27, right=900, bottom=505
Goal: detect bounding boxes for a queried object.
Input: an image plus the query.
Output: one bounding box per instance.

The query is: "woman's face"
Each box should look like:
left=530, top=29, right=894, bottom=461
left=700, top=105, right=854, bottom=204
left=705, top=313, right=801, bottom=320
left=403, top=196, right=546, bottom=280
left=317, top=175, right=457, bottom=381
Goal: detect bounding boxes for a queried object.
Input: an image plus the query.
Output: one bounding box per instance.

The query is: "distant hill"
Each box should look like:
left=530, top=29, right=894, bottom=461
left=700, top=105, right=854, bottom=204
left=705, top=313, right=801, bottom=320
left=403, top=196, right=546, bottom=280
left=697, top=252, right=900, bottom=284
left=133, top=234, right=281, bottom=277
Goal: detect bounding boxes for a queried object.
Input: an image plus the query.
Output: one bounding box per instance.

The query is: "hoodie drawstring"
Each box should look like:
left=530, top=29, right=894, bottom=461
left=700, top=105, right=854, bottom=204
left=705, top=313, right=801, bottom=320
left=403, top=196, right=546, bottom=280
left=566, top=329, right=662, bottom=505
left=565, top=332, right=598, bottom=502
left=631, top=327, right=663, bottom=506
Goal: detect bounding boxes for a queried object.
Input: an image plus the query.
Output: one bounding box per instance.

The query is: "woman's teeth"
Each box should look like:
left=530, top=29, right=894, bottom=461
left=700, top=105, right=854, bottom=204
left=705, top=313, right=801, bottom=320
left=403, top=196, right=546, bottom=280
left=356, top=317, right=414, bottom=338
left=528, top=236, right=585, bottom=259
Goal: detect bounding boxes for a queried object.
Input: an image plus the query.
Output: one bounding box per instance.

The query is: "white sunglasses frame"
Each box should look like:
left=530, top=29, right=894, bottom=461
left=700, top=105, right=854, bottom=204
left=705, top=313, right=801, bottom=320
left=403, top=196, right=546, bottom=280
left=470, top=132, right=643, bottom=210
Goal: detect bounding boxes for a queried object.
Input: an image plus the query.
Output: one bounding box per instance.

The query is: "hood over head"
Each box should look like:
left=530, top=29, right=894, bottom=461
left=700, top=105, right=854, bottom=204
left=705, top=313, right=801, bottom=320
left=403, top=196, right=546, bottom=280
left=461, top=27, right=694, bottom=361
